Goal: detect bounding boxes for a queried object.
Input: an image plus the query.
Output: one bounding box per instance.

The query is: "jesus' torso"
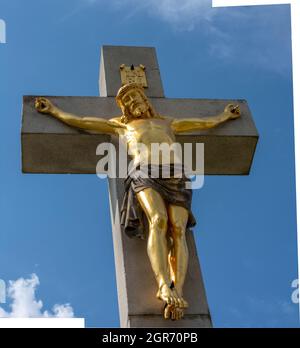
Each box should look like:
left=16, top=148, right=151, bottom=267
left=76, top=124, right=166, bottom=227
left=110, top=116, right=182, bottom=166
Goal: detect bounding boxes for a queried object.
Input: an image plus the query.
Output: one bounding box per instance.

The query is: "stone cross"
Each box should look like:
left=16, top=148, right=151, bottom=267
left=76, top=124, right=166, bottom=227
left=21, top=45, right=258, bottom=328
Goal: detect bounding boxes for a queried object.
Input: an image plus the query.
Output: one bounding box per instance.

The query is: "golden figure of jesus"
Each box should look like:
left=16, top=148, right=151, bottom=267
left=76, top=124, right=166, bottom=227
left=35, top=83, right=240, bottom=320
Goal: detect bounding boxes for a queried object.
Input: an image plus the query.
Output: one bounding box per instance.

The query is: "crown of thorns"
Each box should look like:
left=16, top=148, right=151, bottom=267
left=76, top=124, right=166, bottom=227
left=116, top=83, right=145, bottom=104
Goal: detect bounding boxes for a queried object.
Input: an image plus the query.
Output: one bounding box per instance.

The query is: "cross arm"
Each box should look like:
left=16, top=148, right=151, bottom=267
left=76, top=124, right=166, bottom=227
left=22, top=96, right=258, bottom=175
left=34, top=97, right=124, bottom=134
left=171, top=104, right=241, bottom=133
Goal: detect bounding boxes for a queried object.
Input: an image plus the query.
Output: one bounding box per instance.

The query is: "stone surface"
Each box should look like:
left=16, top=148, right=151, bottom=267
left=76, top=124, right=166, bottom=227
left=100, top=45, right=165, bottom=98
left=128, top=315, right=212, bottom=328
left=22, top=96, right=258, bottom=174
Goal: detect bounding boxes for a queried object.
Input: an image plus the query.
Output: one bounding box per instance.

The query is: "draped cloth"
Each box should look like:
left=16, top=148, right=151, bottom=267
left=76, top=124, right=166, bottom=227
left=120, top=164, right=196, bottom=239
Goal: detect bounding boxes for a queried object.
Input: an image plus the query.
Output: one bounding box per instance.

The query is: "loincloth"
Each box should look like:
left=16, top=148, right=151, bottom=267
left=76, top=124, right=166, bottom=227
left=120, top=164, right=196, bottom=239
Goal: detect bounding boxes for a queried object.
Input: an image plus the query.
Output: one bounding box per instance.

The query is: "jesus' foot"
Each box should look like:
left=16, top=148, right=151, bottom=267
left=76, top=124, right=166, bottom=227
left=156, top=283, right=180, bottom=307
left=164, top=304, right=184, bottom=320
left=172, top=287, right=189, bottom=309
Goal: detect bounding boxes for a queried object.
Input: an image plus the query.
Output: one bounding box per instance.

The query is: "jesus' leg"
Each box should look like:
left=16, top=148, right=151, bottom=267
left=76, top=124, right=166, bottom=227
left=168, top=204, right=189, bottom=309
left=136, top=188, right=179, bottom=308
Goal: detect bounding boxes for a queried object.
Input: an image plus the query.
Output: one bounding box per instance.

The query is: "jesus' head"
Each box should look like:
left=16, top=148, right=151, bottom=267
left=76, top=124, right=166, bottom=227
left=116, top=83, right=157, bottom=123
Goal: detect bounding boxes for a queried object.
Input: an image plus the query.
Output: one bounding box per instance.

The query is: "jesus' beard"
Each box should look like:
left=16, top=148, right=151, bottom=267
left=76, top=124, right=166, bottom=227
left=130, top=104, right=150, bottom=118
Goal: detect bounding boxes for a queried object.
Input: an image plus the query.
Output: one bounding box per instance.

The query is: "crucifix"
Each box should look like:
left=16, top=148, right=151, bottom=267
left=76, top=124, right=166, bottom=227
left=21, top=45, right=258, bottom=327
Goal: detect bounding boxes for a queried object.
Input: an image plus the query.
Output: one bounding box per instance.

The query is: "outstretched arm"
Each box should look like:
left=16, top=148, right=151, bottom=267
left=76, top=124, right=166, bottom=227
left=171, top=104, right=241, bottom=133
left=35, top=97, right=125, bottom=134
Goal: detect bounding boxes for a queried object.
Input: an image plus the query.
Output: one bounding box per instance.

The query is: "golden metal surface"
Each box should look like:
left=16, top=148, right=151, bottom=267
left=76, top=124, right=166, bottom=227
left=120, top=64, right=148, bottom=87
left=35, top=83, right=240, bottom=320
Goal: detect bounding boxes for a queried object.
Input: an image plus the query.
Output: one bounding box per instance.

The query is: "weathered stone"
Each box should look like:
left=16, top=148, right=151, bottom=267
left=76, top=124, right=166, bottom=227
left=128, top=315, right=212, bottom=328
left=100, top=45, right=165, bottom=98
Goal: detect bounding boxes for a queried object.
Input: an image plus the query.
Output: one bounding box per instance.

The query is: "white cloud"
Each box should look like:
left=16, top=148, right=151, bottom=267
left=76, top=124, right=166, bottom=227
left=141, top=0, right=212, bottom=31
left=0, top=19, right=6, bottom=44
left=80, top=0, right=213, bottom=31
left=72, top=0, right=290, bottom=74
left=0, top=274, right=74, bottom=318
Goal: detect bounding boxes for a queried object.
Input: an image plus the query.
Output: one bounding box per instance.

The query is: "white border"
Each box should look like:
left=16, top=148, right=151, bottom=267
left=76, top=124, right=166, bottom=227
left=213, top=0, right=300, bottom=318
left=213, top=0, right=291, bottom=6
left=0, top=318, right=85, bottom=328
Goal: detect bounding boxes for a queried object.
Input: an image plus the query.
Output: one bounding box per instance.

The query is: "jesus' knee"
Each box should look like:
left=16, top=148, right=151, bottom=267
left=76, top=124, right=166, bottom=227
left=171, top=223, right=187, bottom=241
left=149, top=213, right=168, bottom=236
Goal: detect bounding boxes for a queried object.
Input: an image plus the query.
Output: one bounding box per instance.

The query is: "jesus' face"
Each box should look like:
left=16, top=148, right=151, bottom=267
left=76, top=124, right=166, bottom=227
left=121, top=89, right=149, bottom=118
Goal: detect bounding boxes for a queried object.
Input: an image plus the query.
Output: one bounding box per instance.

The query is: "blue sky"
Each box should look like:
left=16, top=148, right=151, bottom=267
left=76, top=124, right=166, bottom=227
left=0, top=0, right=299, bottom=327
